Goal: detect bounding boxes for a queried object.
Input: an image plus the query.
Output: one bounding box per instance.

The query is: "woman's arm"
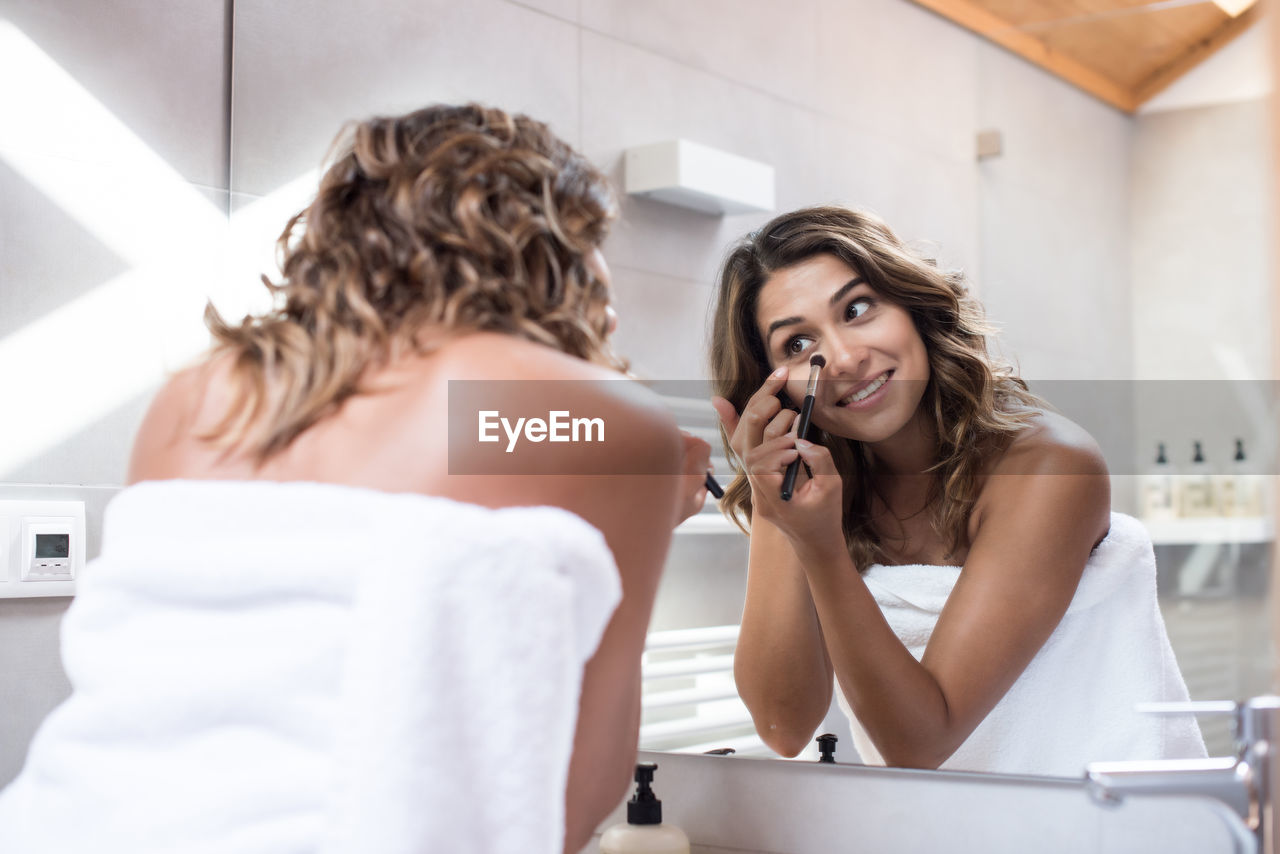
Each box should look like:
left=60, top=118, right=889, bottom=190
left=552, top=403, right=708, bottom=853
left=712, top=369, right=836, bottom=757
left=784, top=426, right=1110, bottom=769
left=734, top=516, right=834, bottom=757
left=435, top=339, right=692, bottom=853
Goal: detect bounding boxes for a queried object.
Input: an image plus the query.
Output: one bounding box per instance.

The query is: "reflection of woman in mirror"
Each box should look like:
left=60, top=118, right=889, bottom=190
left=710, top=206, right=1204, bottom=775
left=0, top=104, right=709, bottom=854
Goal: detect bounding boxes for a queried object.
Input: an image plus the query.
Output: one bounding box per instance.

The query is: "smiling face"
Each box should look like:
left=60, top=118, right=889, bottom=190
left=755, top=253, right=931, bottom=446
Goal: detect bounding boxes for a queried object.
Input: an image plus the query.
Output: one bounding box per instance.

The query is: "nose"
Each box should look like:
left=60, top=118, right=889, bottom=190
left=819, top=336, right=870, bottom=379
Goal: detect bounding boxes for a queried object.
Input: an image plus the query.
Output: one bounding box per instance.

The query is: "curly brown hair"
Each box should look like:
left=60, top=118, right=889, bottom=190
left=710, top=206, right=1045, bottom=570
left=202, top=103, right=621, bottom=461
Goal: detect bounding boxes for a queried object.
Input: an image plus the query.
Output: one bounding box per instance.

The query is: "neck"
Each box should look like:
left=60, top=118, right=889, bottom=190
left=866, top=405, right=937, bottom=476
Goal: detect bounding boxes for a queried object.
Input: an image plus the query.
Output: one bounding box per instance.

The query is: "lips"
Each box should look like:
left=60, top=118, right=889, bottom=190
left=836, top=370, right=893, bottom=406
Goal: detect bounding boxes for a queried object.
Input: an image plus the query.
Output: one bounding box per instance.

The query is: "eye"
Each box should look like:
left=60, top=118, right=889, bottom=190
left=846, top=296, right=874, bottom=321
left=783, top=335, right=813, bottom=358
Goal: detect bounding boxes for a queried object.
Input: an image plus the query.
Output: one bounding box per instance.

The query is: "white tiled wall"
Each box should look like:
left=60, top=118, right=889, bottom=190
left=1, top=0, right=228, bottom=187
left=0, top=0, right=230, bottom=489
left=817, top=0, right=979, bottom=162
left=975, top=42, right=1134, bottom=382
left=584, top=0, right=824, bottom=111
left=1133, top=99, right=1274, bottom=382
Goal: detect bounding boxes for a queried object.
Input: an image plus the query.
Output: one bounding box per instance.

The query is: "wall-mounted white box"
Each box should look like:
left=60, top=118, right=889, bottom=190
left=624, top=139, right=775, bottom=216
left=0, top=500, right=85, bottom=598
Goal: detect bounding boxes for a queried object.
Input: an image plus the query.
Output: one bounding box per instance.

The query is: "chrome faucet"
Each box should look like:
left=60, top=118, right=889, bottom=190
left=1086, top=696, right=1280, bottom=854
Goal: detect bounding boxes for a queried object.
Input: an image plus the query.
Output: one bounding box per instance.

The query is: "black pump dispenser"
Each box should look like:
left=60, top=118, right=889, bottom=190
left=816, top=733, right=838, bottom=763
left=1236, top=439, right=1247, bottom=462
left=1193, top=440, right=1205, bottom=463
left=1156, top=442, right=1168, bottom=465
left=626, top=762, right=663, bottom=825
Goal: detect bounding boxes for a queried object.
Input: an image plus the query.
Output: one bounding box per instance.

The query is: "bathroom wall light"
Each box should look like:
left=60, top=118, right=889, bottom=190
left=624, top=139, right=775, bottom=216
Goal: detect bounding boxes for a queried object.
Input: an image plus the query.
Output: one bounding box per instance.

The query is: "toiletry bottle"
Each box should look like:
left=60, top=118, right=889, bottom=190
left=1141, top=442, right=1176, bottom=521
left=599, top=763, right=690, bottom=854
left=1179, top=440, right=1214, bottom=518
left=1217, top=439, right=1240, bottom=516
left=1230, top=438, right=1266, bottom=518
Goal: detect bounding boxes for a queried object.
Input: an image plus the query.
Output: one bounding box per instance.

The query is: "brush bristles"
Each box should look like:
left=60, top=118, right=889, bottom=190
left=806, top=354, right=823, bottom=397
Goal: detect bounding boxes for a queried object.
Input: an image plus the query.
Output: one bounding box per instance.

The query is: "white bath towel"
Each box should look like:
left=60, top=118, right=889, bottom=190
left=0, top=480, right=621, bottom=854
left=837, top=512, right=1206, bottom=777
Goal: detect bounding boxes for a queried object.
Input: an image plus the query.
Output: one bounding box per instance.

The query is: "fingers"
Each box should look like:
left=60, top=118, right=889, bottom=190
left=762, top=408, right=799, bottom=441
left=690, top=486, right=708, bottom=515
left=709, top=396, right=739, bottom=437
left=679, top=431, right=713, bottom=476
left=795, top=439, right=837, bottom=476
left=737, top=367, right=790, bottom=453
left=791, top=440, right=839, bottom=503
left=673, top=431, right=714, bottom=527
left=742, top=434, right=800, bottom=480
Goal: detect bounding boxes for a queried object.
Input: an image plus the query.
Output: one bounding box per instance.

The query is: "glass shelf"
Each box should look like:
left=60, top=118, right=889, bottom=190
left=1141, top=516, right=1274, bottom=545
left=676, top=512, right=742, bottom=536
left=682, top=513, right=1276, bottom=542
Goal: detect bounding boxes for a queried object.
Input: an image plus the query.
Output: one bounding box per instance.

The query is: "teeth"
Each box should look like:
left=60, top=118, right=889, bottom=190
left=841, top=372, right=889, bottom=405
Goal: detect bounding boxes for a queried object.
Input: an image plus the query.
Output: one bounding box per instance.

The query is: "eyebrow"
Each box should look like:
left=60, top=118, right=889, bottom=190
left=763, top=276, right=867, bottom=343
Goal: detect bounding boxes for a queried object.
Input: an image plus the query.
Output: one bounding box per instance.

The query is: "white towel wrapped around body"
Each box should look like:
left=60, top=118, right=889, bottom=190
left=837, top=512, right=1206, bottom=777
left=0, top=479, right=621, bottom=854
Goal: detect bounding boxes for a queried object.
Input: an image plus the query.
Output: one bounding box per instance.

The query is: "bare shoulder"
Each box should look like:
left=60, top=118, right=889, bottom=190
left=126, top=353, right=238, bottom=483
left=426, top=333, right=684, bottom=625
left=971, top=409, right=1111, bottom=548
left=430, top=332, right=682, bottom=465
left=988, top=409, right=1109, bottom=478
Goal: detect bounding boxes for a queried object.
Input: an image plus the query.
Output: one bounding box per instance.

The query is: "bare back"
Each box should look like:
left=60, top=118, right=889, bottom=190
left=131, top=332, right=661, bottom=500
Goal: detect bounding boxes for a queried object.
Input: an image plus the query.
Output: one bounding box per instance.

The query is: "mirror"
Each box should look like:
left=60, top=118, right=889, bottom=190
left=0, top=0, right=1272, bottom=785
left=217, top=0, right=1280, bottom=776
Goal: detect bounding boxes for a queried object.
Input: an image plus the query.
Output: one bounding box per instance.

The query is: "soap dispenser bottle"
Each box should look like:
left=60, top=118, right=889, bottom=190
left=1230, top=438, right=1266, bottom=518
left=1217, top=439, right=1242, bottom=516
left=599, top=762, right=690, bottom=854
left=1141, top=442, right=1176, bottom=521
left=1180, top=440, right=1214, bottom=518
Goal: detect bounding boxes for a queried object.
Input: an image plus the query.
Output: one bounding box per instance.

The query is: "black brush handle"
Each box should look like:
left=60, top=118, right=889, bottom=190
left=703, top=473, right=724, bottom=499
left=780, top=394, right=816, bottom=501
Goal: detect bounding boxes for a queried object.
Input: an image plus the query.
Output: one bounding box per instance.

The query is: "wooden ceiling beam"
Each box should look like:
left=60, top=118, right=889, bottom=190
left=909, top=0, right=1140, bottom=112
left=1133, top=4, right=1262, bottom=105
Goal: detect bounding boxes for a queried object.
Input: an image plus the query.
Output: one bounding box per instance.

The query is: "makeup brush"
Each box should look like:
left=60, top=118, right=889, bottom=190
left=704, top=473, right=725, bottom=499
left=781, top=353, right=826, bottom=501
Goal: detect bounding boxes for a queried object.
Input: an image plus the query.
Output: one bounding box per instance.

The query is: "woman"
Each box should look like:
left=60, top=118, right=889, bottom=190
left=710, top=205, right=1203, bottom=775
left=0, top=104, right=709, bottom=854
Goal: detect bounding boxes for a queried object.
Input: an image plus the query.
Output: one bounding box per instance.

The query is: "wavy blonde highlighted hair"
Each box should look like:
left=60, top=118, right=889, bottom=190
left=710, top=206, right=1045, bottom=570
left=203, top=103, right=620, bottom=462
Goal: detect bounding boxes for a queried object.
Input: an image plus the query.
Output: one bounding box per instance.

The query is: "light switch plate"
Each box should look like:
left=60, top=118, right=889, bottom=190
left=0, top=500, right=85, bottom=598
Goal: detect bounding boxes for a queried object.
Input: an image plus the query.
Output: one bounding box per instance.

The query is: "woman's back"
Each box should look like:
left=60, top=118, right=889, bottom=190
left=128, top=330, right=678, bottom=509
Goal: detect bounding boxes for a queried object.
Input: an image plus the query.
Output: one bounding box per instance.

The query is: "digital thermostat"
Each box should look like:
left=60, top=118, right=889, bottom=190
left=21, top=518, right=76, bottom=581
